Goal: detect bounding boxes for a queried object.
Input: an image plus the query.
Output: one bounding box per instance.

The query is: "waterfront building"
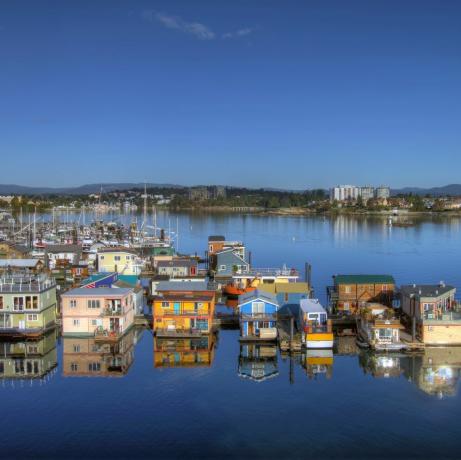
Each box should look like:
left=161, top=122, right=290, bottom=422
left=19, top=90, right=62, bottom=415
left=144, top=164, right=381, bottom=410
left=327, top=274, right=395, bottom=314
left=238, top=290, right=279, bottom=341
left=153, top=281, right=216, bottom=336
left=376, top=186, right=391, bottom=199
left=61, top=287, right=135, bottom=339
left=62, top=328, right=136, bottom=377
left=360, top=186, right=375, bottom=202
left=0, top=258, right=44, bottom=275
left=298, top=299, right=334, bottom=348
left=188, top=187, right=210, bottom=201
left=238, top=343, right=278, bottom=382
left=0, top=242, right=30, bottom=259
left=329, top=185, right=361, bottom=202
left=214, top=249, right=250, bottom=278
left=0, top=331, right=57, bottom=381
left=208, top=235, right=246, bottom=270
left=357, top=303, right=405, bottom=350
left=45, top=244, right=82, bottom=270
left=157, top=258, right=198, bottom=278
left=258, top=282, right=311, bottom=307
left=154, top=335, right=216, bottom=368
left=0, top=274, right=57, bottom=337
left=400, top=283, right=461, bottom=345
left=97, top=247, right=141, bottom=275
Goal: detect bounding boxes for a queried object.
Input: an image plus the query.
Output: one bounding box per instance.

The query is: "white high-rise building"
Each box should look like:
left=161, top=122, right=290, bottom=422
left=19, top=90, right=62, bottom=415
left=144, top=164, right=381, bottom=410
left=376, top=186, right=390, bottom=199
left=330, top=185, right=361, bottom=202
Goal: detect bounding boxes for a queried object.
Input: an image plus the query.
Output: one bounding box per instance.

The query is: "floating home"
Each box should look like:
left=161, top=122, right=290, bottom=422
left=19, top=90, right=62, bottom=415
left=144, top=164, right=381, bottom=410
left=238, top=290, right=279, bottom=341
left=400, top=283, right=461, bottom=345
left=0, top=274, right=57, bottom=338
left=153, top=281, right=216, bottom=337
left=357, top=303, right=405, bottom=351
left=327, top=274, right=395, bottom=315
left=61, top=287, right=135, bottom=340
left=97, top=247, right=142, bottom=276
left=299, top=299, right=334, bottom=349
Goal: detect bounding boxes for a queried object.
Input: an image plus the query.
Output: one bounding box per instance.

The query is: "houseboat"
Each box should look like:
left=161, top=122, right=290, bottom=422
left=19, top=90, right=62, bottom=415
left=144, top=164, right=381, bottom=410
left=224, top=266, right=300, bottom=297
left=299, top=299, right=334, bottom=349
left=237, top=290, right=279, bottom=341
left=357, top=303, right=406, bottom=351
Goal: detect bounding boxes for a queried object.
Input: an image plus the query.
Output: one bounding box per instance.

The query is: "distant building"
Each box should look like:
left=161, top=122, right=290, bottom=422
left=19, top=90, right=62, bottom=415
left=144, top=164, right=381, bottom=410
left=376, top=186, right=390, bottom=199
left=211, top=186, right=226, bottom=199
left=360, top=186, right=375, bottom=202
left=330, top=185, right=361, bottom=202
left=188, top=187, right=210, bottom=201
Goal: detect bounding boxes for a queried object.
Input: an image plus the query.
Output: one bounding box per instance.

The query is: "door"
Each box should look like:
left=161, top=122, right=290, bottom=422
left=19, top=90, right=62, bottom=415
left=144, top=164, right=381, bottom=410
left=174, top=302, right=181, bottom=315
left=19, top=320, right=26, bottom=330
left=110, top=317, right=120, bottom=332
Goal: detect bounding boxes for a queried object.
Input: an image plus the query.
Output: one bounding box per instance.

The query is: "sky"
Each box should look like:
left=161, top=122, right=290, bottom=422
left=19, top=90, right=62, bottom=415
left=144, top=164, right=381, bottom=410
left=0, top=0, right=460, bottom=189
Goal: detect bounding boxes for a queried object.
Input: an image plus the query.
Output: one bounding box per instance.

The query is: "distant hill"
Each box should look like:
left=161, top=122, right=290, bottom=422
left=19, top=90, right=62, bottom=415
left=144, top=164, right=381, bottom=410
left=1, top=182, right=461, bottom=197
left=0, top=183, right=184, bottom=195
left=391, top=184, right=461, bottom=196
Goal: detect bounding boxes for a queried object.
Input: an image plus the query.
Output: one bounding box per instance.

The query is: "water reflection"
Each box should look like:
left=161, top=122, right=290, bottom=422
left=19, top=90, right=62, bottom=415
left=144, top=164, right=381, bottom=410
left=401, top=348, right=461, bottom=398
left=303, top=349, right=333, bottom=379
left=238, top=343, right=279, bottom=382
left=359, top=351, right=403, bottom=379
left=154, top=334, right=216, bottom=368
left=63, top=328, right=137, bottom=377
left=0, top=331, right=57, bottom=385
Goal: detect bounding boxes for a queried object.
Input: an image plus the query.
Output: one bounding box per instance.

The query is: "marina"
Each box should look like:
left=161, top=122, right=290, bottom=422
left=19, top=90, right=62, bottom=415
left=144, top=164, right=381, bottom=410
left=1, top=211, right=461, bottom=458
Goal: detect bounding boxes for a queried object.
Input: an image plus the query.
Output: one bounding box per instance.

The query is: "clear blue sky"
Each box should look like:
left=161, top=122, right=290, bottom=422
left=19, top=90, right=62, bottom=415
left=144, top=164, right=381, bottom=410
left=1, top=0, right=460, bottom=189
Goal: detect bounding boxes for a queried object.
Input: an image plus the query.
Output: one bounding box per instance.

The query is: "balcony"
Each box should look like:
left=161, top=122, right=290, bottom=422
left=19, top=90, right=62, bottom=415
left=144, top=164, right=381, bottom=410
left=240, top=313, right=277, bottom=322
left=94, top=327, right=123, bottom=341
left=161, top=309, right=210, bottom=317
left=155, top=328, right=206, bottom=338
left=101, top=307, right=123, bottom=317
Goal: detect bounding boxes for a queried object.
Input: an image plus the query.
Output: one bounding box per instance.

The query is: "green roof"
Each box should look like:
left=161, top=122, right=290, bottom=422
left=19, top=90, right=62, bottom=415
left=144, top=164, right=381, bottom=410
left=334, top=274, right=395, bottom=285
left=117, top=275, right=139, bottom=287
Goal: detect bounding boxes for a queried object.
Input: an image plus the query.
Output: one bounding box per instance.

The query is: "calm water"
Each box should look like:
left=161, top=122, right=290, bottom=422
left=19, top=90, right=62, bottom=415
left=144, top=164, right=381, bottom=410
left=3, top=213, right=461, bottom=459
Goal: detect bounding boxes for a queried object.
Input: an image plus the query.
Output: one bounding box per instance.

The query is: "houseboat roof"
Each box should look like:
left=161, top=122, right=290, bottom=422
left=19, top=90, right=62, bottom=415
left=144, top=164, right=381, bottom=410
left=61, top=287, right=132, bottom=297
left=156, top=292, right=215, bottom=302
left=208, top=235, right=226, bottom=242
left=0, top=259, right=42, bottom=268
left=259, top=282, right=310, bottom=295
left=156, top=281, right=211, bottom=292
left=400, top=283, right=455, bottom=298
left=238, top=289, right=278, bottom=306
left=45, top=244, right=81, bottom=254
left=157, top=258, right=197, bottom=268
left=300, top=299, right=327, bottom=314
left=334, top=274, right=395, bottom=285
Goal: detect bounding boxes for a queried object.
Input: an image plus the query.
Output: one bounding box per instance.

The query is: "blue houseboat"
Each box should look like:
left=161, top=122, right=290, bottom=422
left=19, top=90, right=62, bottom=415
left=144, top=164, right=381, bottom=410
left=237, top=290, right=279, bottom=341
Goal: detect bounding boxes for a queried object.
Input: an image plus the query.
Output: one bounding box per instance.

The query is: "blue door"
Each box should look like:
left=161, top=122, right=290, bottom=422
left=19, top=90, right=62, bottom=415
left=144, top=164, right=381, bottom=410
left=174, top=303, right=180, bottom=315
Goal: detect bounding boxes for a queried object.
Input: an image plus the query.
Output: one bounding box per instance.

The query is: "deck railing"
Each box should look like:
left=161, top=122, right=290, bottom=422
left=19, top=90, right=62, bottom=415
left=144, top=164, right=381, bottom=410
left=160, top=309, right=210, bottom=316
left=240, top=313, right=277, bottom=322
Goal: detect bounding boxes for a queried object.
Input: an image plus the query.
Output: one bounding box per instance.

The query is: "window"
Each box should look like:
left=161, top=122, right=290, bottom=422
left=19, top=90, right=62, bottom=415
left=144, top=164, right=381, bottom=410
left=252, top=301, right=265, bottom=314
left=88, top=362, right=101, bottom=372
left=70, top=363, right=78, bottom=372
left=100, top=255, right=104, bottom=260
left=70, top=300, right=77, bottom=308
left=161, top=301, right=170, bottom=308
left=345, top=286, right=352, bottom=294
left=32, top=296, right=38, bottom=309
left=126, top=255, right=131, bottom=260
left=73, top=344, right=80, bottom=352
left=13, top=297, right=24, bottom=311
left=91, top=319, right=97, bottom=326
left=28, top=345, right=38, bottom=353
left=87, top=299, right=100, bottom=309
left=25, top=296, right=32, bottom=309
left=73, top=319, right=80, bottom=326
left=114, top=256, right=121, bottom=261
left=27, top=314, right=38, bottom=321
left=220, top=265, right=226, bottom=271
